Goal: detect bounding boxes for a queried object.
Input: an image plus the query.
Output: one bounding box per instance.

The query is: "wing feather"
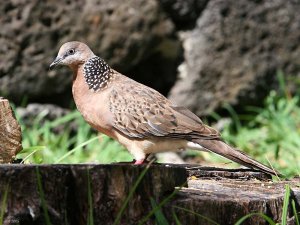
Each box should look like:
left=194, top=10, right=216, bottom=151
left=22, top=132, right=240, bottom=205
left=109, top=77, right=221, bottom=140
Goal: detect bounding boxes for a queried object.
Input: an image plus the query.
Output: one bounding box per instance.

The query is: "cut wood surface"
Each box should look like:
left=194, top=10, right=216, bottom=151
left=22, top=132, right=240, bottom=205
left=0, top=97, right=22, bottom=163
left=0, top=164, right=298, bottom=225
left=169, top=166, right=299, bottom=225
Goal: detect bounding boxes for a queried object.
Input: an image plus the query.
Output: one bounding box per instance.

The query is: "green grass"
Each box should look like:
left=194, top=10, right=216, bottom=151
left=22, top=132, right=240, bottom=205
left=36, top=168, right=52, bottom=225
left=17, top=111, right=132, bottom=164
left=203, top=83, right=300, bottom=177
left=226, top=91, right=300, bottom=176
left=172, top=206, right=220, bottom=225
left=138, top=181, right=187, bottom=225
left=292, top=199, right=300, bottom=225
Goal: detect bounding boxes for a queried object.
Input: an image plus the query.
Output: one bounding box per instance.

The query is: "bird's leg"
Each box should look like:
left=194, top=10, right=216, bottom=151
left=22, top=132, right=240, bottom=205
left=134, top=159, right=145, bottom=165
left=133, top=154, right=150, bottom=165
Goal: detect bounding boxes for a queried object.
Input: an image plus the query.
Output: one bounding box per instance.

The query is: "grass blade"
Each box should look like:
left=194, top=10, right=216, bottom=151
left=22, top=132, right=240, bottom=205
left=234, top=213, right=276, bottom=225
left=47, top=111, right=80, bottom=128
left=18, top=146, right=46, bottom=154
left=36, top=167, right=52, bottom=225
left=292, top=199, right=300, bottom=225
left=281, top=184, right=291, bottom=225
left=55, top=136, right=100, bottom=163
left=138, top=182, right=186, bottom=225
left=223, top=103, right=241, bottom=132
left=172, top=209, right=182, bottom=225
left=150, top=198, right=169, bottom=225
left=277, top=70, right=291, bottom=99
left=20, top=146, right=46, bottom=164
left=173, top=206, right=219, bottom=225
left=112, top=159, right=154, bottom=225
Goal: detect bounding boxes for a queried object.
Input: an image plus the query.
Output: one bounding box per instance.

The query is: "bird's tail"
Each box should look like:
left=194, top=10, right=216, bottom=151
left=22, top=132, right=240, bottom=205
left=194, top=139, right=281, bottom=176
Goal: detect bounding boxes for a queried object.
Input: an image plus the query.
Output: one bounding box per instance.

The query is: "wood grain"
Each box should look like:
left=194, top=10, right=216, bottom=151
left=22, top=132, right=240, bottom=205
left=0, top=97, right=22, bottom=163
left=0, top=164, right=298, bottom=225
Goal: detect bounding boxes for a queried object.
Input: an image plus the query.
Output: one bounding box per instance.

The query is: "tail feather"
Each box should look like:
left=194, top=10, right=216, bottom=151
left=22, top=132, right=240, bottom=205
left=194, top=139, right=280, bottom=176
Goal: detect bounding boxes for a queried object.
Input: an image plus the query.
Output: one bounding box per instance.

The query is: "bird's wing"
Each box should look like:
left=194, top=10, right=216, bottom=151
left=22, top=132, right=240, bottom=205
left=109, top=78, right=220, bottom=140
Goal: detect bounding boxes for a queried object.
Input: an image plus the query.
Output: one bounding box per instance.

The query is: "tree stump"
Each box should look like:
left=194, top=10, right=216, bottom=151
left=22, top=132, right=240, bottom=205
left=0, top=164, right=299, bottom=225
left=167, top=166, right=300, bottom=225
left=0, top=98, right=22, bottom=163
left=0, top=164, right=187, bottom=225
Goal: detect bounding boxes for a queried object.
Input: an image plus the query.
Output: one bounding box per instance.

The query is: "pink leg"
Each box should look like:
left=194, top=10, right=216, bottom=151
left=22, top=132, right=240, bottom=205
left=134, top=159, right=145, bottom=165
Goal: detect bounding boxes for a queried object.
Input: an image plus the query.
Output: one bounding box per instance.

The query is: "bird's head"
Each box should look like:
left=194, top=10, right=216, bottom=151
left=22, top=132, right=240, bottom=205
left=50, top=41, right=95, bottom=70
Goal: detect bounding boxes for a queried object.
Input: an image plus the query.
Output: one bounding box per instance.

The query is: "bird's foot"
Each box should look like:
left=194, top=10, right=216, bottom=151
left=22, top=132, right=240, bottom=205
left=134, top=159, right=145, bottom=165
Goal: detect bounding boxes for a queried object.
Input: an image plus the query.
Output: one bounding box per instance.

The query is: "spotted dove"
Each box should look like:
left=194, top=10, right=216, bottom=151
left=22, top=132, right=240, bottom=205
left=50, top=41, right=279, bottom=176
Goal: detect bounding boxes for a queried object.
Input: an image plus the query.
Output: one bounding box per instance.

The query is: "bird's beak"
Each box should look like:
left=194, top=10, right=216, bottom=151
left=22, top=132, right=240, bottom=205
left=49, top=56, right=63, bottom=69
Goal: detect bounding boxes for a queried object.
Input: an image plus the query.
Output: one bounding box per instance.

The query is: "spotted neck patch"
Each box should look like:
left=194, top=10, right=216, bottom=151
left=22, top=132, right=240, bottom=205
left=83, top=56, right=113, bottom=91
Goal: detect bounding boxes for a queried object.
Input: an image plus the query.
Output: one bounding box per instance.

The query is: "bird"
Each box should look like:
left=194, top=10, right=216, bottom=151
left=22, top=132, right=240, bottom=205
left=50, top=41, right=279, bottom=176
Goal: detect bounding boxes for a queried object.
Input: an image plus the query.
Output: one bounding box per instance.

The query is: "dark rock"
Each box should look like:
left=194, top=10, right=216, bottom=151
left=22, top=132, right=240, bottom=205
left=127, top=38, right=182, bottom=96
left=15, top=103, right=79, bottom=135
left=0, top=0, right=176, bottom=106
left=159, top=0, right=209, bottom=29
left=2, top=0, right=300, bottom=113
left=15, top=103, right=80, bottom=136
left=16, top=103, right=70, bottom=124
left=169, top=0, right=300, bottom=115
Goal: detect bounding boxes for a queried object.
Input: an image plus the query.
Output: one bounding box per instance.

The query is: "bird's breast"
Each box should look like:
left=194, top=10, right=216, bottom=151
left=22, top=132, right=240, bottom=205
left=72, top=76, right=115, bottom=137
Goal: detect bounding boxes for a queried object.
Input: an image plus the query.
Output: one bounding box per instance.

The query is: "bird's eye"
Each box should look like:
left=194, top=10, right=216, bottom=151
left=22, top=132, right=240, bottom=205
left=67, top=49, right=75, bottom=55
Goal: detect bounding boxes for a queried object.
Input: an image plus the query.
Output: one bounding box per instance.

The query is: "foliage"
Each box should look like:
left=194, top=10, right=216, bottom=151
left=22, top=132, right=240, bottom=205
left=17, top=111, right=132, bottom=164
left=212, top=87, right=300, bottom=177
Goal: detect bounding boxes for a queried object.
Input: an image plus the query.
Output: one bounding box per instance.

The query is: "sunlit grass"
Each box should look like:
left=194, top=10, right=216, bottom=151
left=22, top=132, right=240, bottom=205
left=205, top=89, right=300, bottom=177
left=17, top=111, right=132, bottom=164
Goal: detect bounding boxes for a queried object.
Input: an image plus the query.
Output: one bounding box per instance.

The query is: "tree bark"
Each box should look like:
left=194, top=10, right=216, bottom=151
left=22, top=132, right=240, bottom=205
left=0, top=164, right=299, bottom=225
left=0, top=98, right=22, bottom=163
left=167, top=166, right=299, bottom=225
left=0, top=164, right=187, bottom=225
